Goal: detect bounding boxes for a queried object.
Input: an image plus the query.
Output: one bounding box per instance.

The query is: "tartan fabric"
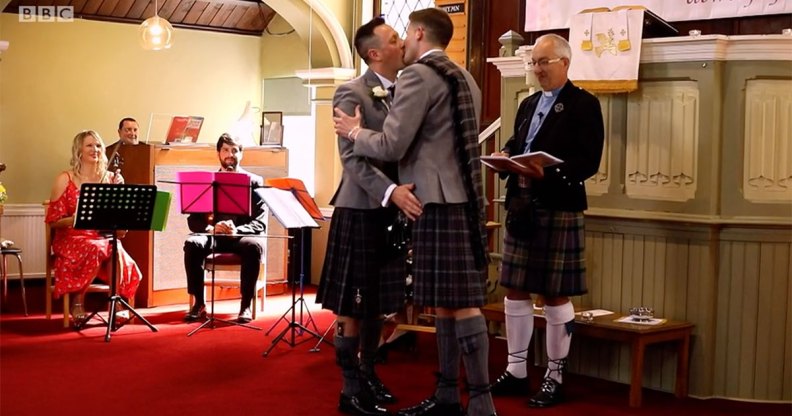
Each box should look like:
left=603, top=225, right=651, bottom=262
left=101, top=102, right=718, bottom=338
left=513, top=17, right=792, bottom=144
left=500, top=209, right=588, bottom=297
left=412, top=204, right=487, bottom=308
left=317, top=208, right=406, bottom=317
left=417, top=54, right=488, bottom=269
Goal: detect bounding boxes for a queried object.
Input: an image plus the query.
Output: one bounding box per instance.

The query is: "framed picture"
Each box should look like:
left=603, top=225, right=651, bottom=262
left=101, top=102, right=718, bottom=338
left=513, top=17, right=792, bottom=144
left=260, top=111, right=284, bottom=147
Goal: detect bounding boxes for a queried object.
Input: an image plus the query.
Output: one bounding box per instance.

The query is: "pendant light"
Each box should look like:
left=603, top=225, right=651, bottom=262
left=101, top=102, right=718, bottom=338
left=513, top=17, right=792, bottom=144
left=138, top=0, right=174, bottom=50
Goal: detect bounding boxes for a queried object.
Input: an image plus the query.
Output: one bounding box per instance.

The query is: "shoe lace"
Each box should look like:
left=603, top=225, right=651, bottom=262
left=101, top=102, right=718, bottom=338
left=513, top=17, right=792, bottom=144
left=547, top=358, right=567, bottom=376
left=506, top=347, right=529, bottom=365
left=540, top=358, right=567, bottom=392
left=466, top=381, right=491, bottom=400
left=539, top=377, right=557, bottom=393
left=434, top=371, right=458, bottom=389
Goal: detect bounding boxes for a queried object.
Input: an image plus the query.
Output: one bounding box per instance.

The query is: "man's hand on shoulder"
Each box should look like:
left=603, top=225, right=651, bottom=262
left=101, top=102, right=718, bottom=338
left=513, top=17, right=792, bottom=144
left=390, top=183, right=422, bottom=221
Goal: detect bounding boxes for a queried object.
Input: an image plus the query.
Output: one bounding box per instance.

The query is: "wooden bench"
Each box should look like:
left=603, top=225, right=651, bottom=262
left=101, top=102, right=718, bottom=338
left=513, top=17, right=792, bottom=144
left=481, top=302, right=694, bottom=408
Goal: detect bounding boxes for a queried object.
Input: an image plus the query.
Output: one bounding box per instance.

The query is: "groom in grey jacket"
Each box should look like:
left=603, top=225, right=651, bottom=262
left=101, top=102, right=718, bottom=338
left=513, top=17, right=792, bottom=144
left=317, top=17, right=423, bottom=416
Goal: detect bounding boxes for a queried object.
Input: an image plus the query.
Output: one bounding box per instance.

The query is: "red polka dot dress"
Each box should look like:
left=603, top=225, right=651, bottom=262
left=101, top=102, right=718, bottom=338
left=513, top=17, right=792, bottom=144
left=45, top=179, right=142, bottom=299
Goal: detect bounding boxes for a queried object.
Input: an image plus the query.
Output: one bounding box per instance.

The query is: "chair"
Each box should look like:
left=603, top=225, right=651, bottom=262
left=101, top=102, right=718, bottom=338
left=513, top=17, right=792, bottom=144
left=197, top=206, right=287, bottom=320
left=43, top=201, right=111, bottom=328
left=202, top=252, right=269, bottom=319
left=1, top=245, right=27, bottom=316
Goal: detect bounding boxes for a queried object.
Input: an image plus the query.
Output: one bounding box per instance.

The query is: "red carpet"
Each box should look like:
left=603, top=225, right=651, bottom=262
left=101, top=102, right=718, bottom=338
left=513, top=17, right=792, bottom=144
left=1, top=283, right=790, bottom=416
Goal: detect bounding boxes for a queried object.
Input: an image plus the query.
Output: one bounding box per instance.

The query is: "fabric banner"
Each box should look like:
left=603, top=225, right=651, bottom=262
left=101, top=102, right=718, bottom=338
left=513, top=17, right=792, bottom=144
left=525, top=0, right=791, bottom=32
left=568, top=9, right=644, bottom=93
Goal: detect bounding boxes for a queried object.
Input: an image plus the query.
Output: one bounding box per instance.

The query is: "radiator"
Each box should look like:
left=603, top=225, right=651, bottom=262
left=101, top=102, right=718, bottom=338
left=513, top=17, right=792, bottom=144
left=0, top=204, right=46, bottom=279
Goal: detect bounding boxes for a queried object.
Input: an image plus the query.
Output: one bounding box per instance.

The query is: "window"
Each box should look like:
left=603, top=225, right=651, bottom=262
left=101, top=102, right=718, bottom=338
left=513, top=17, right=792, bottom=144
left=379, top=0, right=435, bottom=37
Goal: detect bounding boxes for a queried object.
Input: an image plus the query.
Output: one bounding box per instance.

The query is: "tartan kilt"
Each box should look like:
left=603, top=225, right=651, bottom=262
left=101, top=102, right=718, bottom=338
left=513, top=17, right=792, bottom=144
left=500, top=209, right=587, bottom=297
left=412, top=204, right=487, bottom=308
left=317, top=208, right=407, bottom=318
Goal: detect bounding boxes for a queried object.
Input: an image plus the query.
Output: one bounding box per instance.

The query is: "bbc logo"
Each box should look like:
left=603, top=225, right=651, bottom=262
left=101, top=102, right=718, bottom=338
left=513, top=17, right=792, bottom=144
left=19, top=6, right=74, bottom=22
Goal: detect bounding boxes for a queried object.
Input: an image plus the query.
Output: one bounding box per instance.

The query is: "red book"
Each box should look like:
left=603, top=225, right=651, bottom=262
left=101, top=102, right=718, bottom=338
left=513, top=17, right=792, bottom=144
left=166, top=116, right=204, bottom=143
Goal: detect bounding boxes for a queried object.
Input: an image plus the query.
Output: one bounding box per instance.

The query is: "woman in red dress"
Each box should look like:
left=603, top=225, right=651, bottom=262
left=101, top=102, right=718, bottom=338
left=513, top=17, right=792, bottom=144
left=45, top=130, right=142, bottom=327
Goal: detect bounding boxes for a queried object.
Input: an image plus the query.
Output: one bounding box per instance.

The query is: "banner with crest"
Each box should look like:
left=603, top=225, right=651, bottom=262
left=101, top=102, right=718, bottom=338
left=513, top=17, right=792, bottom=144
left=568, top=9, right=644, bottom=93
left=525, top=0, right=791, bottom=32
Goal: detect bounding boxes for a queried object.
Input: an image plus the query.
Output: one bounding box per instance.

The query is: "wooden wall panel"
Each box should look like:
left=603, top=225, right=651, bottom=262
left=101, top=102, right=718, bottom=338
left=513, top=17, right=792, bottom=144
left=712, top=234, right=792, bottom=399
left=561, top=221, right=791, bottom=399
left=435, top=0, right=468, bottom=68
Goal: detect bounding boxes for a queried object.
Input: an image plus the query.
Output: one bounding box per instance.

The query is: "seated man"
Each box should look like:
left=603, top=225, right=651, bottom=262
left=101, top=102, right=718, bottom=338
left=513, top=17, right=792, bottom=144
left=183, top=133, right=266, bottom=323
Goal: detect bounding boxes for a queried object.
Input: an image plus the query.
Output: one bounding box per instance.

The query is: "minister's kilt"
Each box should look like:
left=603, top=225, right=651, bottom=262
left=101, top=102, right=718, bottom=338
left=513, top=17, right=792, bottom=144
left=317, top=207, right=406, bottom=318
left=500, top=209, right=587, bottom=297
left=411, top=203, right=487, bottom=309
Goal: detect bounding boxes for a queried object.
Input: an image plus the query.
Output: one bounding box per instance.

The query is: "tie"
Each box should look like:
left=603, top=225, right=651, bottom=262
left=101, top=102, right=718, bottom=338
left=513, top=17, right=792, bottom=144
left=387, top=84, right=396, bottom=99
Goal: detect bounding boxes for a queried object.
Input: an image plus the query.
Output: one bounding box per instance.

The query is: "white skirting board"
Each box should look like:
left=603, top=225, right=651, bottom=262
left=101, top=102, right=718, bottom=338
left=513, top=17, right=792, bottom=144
left=0, top=204, right=46, bottom=279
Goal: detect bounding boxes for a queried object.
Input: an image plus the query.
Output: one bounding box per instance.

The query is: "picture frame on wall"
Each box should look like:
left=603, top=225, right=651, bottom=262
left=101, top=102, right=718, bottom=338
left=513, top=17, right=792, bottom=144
left=260, top=111, right=284, bottom=147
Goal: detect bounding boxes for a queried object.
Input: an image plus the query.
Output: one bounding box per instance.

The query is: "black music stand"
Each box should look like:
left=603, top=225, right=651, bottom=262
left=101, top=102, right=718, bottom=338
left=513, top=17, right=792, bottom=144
left=175, top=172, right=263, bottom=336
left=257, top=184, right=327, bottom=356
left=74, top=183, right=159, bottom=342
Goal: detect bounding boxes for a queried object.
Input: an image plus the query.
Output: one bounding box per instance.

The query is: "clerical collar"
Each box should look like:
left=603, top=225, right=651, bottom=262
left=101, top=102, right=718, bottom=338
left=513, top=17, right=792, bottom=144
left=542, top=86, right=562, bottom=98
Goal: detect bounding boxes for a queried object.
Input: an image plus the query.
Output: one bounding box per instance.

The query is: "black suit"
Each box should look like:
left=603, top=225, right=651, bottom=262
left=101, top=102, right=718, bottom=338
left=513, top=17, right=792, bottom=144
left=502, top=80, right=604, bottom=212
left=183, top=170, right=266, bottom=305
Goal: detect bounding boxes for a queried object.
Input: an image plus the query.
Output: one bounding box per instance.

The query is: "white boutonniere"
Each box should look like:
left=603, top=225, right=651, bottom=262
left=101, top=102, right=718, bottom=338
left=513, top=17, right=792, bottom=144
left=372, top=86, right=388, bottom=99
left=371, top=86, right=390, bottom=111
left=554, top=103, right=564, bottom=113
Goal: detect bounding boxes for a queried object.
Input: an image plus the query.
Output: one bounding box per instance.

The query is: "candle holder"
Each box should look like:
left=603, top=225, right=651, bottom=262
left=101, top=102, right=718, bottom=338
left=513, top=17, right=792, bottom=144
left=629, top=306, right=655, bottom=322
left=580, top=311, right=594, bottom=323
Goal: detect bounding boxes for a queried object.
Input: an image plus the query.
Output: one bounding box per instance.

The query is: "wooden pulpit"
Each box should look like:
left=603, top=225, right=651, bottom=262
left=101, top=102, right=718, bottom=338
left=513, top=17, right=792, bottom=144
left=105, top=143, right=288, bottom=307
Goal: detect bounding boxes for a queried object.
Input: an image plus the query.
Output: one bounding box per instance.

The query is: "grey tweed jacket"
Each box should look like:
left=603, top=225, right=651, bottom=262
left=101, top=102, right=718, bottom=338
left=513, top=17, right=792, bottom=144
left=330, top=69, right=399, bottom=209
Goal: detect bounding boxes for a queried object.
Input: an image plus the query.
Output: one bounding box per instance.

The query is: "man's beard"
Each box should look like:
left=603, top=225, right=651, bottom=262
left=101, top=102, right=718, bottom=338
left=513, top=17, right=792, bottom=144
left=221, top=158, right=238, bottom=171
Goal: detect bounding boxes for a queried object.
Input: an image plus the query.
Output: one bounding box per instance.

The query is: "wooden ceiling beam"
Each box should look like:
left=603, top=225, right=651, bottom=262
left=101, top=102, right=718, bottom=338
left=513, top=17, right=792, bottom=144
left=2, top=0, right=273, bottom=36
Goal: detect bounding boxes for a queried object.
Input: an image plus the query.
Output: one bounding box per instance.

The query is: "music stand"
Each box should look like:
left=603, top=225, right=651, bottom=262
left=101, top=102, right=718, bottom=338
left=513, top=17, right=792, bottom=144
left=256, top=181, right=328, bottom=356
left=174, top=171, right=262, bottom=336
left=74, top=183, right=159, bottom=342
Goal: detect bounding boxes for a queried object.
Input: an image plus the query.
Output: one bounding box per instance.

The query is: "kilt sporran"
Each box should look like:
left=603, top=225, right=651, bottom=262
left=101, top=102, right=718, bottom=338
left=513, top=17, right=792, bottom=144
left=385, top=211, right=412, bottom=260
left=505, top=194, right=538, bottom=239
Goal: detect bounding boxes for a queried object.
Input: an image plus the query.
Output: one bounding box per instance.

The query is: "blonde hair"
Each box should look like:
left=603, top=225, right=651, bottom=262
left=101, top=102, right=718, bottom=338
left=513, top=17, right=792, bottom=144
left=70, top=130, right=108, bottom=181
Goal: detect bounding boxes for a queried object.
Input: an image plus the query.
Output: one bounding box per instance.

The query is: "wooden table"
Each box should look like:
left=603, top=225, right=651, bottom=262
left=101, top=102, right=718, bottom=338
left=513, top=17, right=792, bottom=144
left=481, top=303, right=694, bottom=407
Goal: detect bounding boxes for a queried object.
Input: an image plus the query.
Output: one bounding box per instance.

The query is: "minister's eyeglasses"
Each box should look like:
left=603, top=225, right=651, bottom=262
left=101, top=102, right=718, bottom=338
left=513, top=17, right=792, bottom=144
left=528, top=57, right=563, bottom=68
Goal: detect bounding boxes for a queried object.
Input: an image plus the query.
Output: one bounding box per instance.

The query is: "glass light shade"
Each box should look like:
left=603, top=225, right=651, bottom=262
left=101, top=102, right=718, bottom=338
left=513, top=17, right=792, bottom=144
left=139, top=16, right=174, bottom=50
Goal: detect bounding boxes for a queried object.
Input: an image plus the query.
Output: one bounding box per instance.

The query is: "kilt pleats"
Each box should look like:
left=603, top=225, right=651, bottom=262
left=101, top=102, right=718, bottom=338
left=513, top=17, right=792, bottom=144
left=412, top=204, right=487, bottom=308
left=317, top=208, right=406, bottom=317
left=500, top=209, right=587, bottom=297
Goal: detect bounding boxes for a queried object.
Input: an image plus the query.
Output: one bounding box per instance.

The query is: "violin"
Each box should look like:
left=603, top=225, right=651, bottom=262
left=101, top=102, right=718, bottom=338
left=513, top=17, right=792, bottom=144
left=104, top=143, right=125, bottom=183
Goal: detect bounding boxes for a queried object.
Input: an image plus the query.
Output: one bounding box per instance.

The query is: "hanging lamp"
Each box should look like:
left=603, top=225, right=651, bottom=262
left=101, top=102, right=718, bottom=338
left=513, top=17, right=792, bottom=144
left=138, top=0, right=174, bottom=50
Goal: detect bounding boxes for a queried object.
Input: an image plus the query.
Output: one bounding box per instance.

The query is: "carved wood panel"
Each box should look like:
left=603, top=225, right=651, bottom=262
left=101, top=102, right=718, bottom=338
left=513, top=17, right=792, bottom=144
left=625, top=81, right=699, bottom=201
left=743, top=79, right=792, bottom=203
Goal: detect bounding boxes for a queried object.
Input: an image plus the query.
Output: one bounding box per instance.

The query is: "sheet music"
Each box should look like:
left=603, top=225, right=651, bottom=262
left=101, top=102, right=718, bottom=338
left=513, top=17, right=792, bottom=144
left=175, top=171, right=214, bottom=212
left=259, top=188, right=319, bottom=229
left=264, top=177, right=324, bottom=220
